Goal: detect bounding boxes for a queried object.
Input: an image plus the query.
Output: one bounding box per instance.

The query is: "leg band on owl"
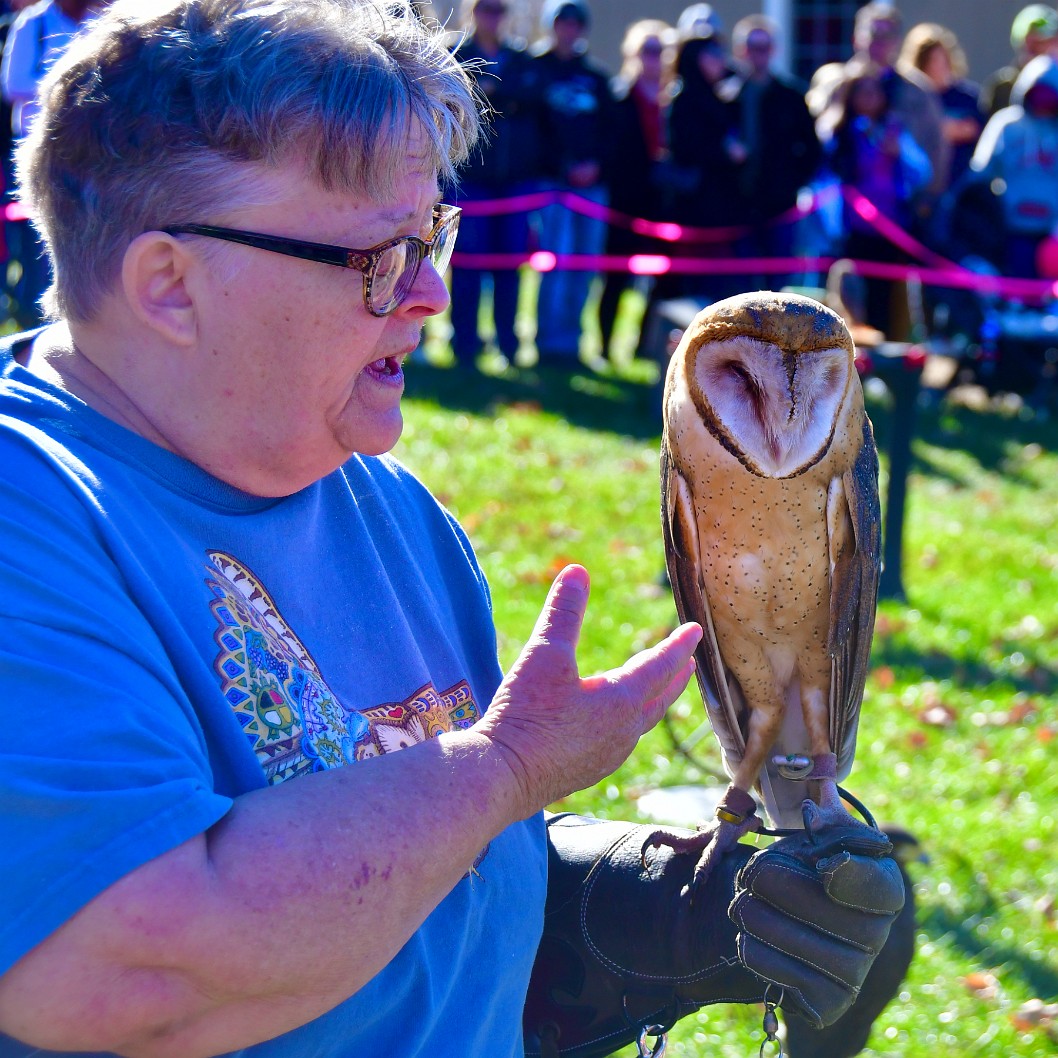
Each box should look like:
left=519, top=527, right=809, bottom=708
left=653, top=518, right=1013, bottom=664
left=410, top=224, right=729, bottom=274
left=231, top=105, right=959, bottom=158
left=808, top=753, right=838, bottom=780
left=716, top=786, right=758, bottom=826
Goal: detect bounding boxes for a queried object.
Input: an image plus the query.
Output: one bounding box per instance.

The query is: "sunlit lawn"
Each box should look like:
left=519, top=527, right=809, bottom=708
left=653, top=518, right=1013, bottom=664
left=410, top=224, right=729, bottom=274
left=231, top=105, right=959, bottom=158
left=394, top=278, right=1058, bottom=1056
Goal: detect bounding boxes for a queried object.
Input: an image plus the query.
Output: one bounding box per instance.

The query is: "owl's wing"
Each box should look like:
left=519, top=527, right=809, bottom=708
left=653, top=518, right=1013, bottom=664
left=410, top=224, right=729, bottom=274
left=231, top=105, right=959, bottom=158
left=826, top=417, right=882, bottom=780
left=661, top=443, right=746, bottom=776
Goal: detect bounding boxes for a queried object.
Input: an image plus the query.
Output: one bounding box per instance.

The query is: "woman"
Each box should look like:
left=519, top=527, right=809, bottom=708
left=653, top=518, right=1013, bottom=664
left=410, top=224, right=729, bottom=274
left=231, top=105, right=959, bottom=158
left=449, top=0, right=541, bottom=368
left=596, top=18, right=673, bottom=362
left=660, top=29, right=742, bottom=303
left=900, top=23, right=983, bottom=187
left=819, top=61, right=932, bottom=331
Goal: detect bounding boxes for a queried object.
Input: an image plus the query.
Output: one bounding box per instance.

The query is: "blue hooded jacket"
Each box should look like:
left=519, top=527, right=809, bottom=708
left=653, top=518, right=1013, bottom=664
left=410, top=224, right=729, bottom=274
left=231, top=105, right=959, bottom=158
left=971, top=54, right=1058, bottom=234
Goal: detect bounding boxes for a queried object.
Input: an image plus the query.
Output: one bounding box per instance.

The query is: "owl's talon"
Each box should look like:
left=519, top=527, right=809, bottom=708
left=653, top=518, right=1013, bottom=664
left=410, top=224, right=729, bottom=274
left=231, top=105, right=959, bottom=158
left=686, top=814, right=761, bottom=901
left=802, top=782, right=859, bottom=835
left=640, top=826, right=714, bottom=869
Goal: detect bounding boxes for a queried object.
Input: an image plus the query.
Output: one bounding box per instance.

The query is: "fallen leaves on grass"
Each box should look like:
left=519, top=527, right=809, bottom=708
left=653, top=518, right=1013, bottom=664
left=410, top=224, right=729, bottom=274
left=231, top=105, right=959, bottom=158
left=517, top=555, right=579, bottom=585
left=1010, top=699, right=1041, bottom=722
left=874, top=613, right=908, bottom=637
left=920, top=702, right=958, bottom=727
left=873, top=665, right=896, bottom=688
left=460, top=500, right=507, bottom=534
left=1034, top=894, right=1056, bottom=925
left=959, top=975, right=1058, bottom=1041
left=961, top=971, right=999, bottom=1000
left=971, top=699, right=1040, bottom=728
left=1010, top=998, right=1058, bottom=1040
left=914, top=684, right=960, bottom=727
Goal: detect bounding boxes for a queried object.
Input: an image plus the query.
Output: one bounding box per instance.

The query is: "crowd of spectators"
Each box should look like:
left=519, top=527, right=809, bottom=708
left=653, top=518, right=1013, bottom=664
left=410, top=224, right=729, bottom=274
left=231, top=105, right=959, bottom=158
left=448, top=0, right=1058, bottom=367
left=2, top=1, right=1058, bottom=360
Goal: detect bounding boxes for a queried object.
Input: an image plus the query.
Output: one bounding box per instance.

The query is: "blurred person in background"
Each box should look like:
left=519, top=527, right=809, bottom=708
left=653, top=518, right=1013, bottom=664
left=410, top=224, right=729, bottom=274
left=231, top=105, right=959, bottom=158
left=1, top=0, right=104, bottom=137
left=727, top=14, right=821, bottom=291
left=970, top=53, right=1058, bottom=277
left=897, top=22, right=984, bottom=349
left=980, top=4, right=1058, bottom=118
left=449, top=0, right=541, bottom=370
left=900, top=23, right=983, bottom=189
left=0, top=0, right=36, bottom=319
left=808, top=3, right=947, bottom=230
left=595, top=17, right=672, bottom=364
left=662, top=27, right=742, bottom=304
left=0, top=2, right=34, bottom=161
left=818, top=61, right=932, bottom=333
left=529, top=0, right=614, bottom=368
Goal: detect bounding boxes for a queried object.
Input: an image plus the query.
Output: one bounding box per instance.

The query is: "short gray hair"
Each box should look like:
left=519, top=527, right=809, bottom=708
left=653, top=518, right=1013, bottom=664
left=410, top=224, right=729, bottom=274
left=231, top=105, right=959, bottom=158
left=16, top=0, right=482, bottom=322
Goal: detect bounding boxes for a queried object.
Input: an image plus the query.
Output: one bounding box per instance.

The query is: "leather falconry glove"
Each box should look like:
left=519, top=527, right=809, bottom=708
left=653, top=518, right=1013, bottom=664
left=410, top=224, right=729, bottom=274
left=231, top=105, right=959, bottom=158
left=523, top=808, right=905, bottom=1058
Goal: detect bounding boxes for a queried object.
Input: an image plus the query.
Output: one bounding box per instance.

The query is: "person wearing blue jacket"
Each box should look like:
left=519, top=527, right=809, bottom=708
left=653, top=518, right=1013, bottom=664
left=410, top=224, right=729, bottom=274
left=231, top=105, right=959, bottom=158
left=971, top=52, right=1058, bottom=277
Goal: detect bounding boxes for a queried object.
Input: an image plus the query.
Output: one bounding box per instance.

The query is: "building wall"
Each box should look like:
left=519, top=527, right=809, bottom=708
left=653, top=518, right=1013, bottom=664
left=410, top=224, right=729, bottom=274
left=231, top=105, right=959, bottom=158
left=424, top=0, right=1035, bottom=89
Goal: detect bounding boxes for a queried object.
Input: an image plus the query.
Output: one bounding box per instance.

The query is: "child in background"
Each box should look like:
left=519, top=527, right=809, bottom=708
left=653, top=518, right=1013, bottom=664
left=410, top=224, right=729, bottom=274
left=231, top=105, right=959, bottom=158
left=818, top=61, right=932, bottom=331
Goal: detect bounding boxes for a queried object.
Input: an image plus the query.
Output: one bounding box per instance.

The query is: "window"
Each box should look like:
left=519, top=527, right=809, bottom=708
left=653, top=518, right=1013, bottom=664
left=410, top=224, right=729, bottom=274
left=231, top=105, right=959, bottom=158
left=792, top=0, right=857, bottom=83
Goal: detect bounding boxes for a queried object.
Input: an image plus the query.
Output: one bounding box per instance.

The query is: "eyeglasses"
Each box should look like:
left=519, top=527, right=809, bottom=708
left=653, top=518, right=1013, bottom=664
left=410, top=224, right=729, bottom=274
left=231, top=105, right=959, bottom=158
left=163, top=203, right=461, bottom=317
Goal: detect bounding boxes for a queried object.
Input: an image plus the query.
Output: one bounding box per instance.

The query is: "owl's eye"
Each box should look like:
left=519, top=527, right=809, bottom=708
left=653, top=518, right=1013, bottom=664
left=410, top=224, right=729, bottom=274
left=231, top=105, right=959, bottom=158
left=727, top=361, right=765, bottom=399
left=724, top=361, right=769, bottom=420
left=727, top=362, right=759, bottom=392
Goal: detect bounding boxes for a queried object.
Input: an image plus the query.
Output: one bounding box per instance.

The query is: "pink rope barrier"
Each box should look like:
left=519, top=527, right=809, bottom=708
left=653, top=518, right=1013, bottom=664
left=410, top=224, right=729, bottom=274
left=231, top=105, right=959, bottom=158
left=457, top=187, right=815, bottom=244
left=839, top=186, right=955, bottom=270
left=2, top=201, right=31, bottom=223
left=450, top=185, right=1058, bottom=302
left=450, top=249, right=1058, bottom=302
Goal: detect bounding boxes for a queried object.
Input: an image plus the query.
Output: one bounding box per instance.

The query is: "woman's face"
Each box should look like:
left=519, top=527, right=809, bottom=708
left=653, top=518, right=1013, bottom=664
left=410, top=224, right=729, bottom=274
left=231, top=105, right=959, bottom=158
left=638, top=36, right=664, bottom=80
left=850, top=77, right=886, bottom=119
left=922, top=45, right=952, bottom=90
left=697, top=46, right=726, bottom=83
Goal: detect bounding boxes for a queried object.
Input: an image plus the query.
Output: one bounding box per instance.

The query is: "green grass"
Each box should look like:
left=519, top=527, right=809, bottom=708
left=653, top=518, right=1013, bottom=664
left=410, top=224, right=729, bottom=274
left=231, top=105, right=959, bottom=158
left=396, top=288, right=1058, bottom=1056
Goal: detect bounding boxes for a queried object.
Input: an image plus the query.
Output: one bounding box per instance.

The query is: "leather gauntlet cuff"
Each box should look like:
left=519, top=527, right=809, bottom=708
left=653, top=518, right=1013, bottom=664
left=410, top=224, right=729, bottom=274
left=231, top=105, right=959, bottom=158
left=523, top=813, right=764, bottom=1058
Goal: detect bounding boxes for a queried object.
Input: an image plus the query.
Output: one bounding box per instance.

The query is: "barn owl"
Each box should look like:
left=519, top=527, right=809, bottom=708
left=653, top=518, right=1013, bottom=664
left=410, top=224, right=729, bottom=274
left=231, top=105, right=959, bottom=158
left=646, top=291, right=881, bottom=889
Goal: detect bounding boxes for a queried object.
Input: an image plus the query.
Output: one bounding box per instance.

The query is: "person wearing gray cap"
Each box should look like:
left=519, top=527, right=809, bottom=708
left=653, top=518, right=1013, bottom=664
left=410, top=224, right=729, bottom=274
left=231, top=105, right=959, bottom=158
left=677, top=2, right=723, bottom=41
left=980, top=3, right=1058, bottom=117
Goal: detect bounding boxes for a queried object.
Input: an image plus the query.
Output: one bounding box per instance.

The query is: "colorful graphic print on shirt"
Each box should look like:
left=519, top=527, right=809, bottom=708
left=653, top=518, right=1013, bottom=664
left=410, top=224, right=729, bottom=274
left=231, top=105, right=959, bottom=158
left=205, top=550, right=481, bottom=785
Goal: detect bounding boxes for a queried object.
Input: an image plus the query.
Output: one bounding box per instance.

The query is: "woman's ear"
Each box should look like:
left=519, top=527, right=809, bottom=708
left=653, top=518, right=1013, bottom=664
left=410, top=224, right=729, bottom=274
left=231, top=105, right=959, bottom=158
left=120, top=232, right=197, bottom=344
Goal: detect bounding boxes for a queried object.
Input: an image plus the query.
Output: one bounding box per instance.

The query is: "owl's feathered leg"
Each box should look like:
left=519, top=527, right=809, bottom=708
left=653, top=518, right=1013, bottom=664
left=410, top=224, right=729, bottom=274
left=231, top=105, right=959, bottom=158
left=641, top=785, right=760, bottom=899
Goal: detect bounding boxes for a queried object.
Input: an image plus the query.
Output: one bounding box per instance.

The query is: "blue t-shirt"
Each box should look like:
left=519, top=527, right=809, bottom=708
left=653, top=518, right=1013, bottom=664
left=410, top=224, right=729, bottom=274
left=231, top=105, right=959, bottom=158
left=0, top=333, right=547, bottom=1057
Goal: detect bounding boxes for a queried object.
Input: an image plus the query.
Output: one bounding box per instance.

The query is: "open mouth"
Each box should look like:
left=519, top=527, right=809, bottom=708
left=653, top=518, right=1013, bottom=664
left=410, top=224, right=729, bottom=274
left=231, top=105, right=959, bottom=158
left=366, top=356, right=404, bottom=382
